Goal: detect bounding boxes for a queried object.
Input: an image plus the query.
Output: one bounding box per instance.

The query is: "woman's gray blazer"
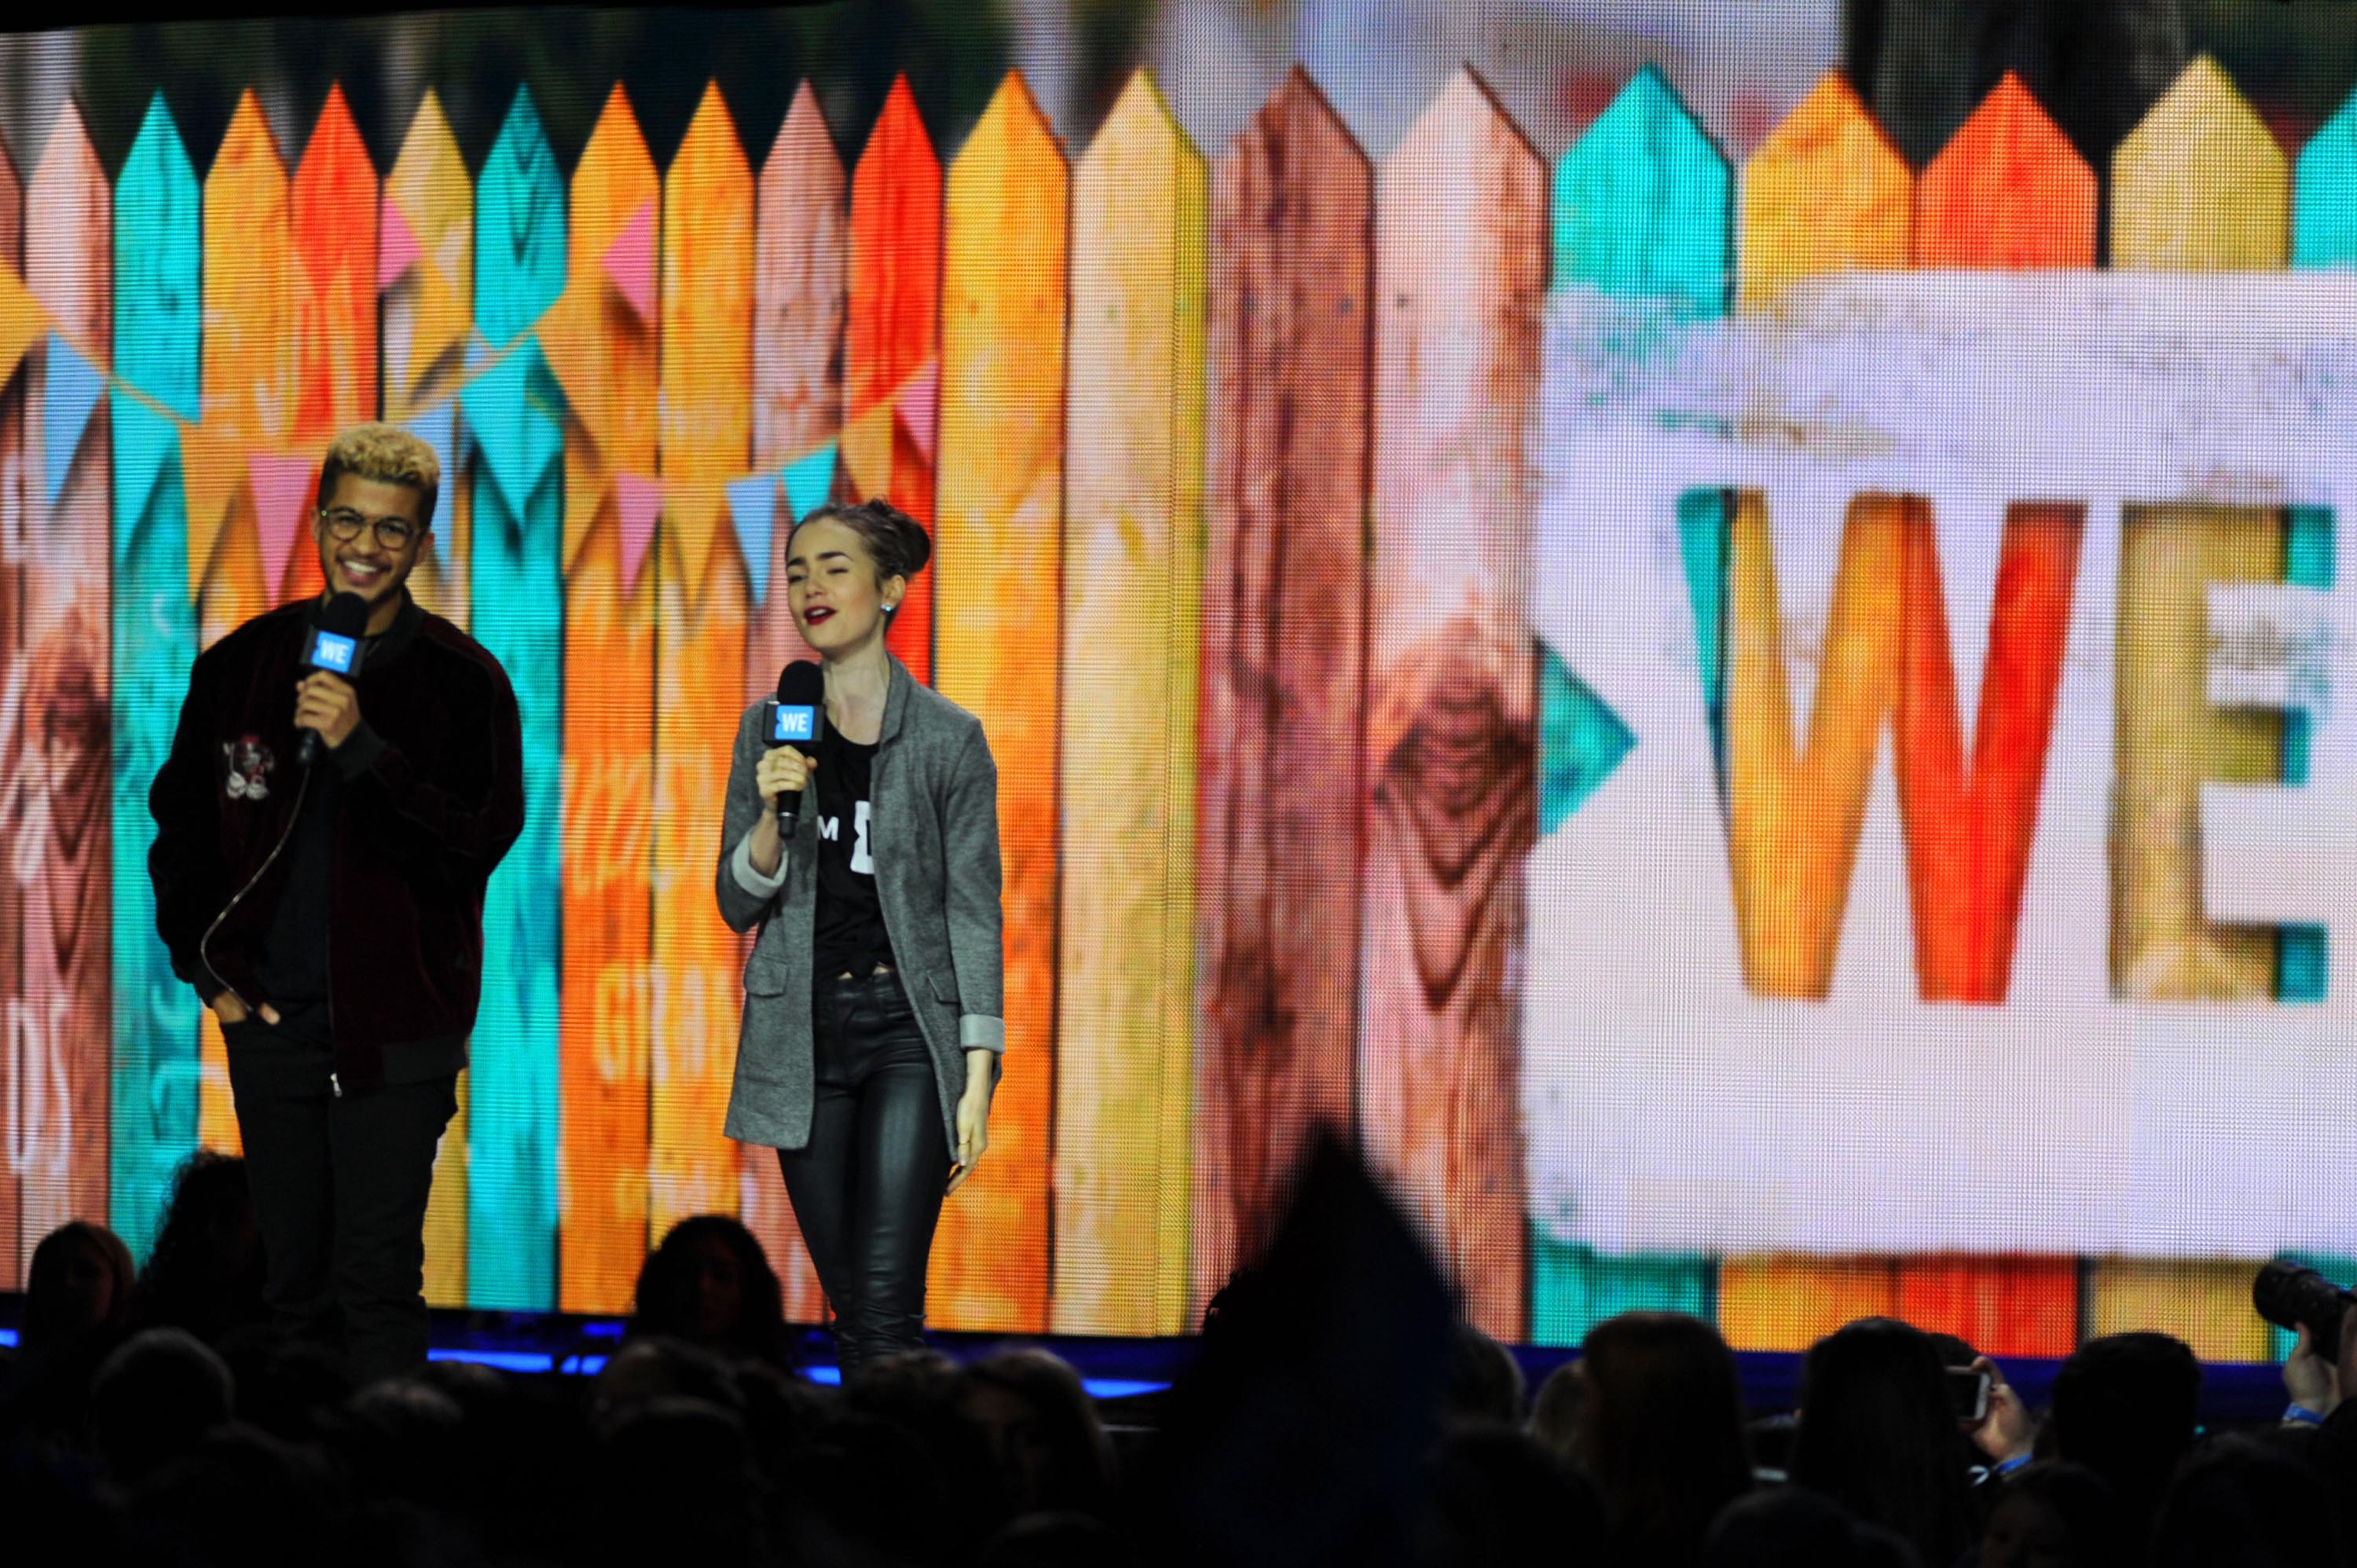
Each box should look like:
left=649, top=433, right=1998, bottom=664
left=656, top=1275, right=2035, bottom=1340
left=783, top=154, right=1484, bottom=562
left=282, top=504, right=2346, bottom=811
left=714, top=653, right=1006, bottom=1159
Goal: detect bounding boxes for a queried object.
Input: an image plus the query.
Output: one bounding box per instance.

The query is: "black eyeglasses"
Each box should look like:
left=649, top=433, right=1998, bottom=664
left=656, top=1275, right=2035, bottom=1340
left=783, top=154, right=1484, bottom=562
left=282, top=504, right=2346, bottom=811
left=317, top=507, right=420, bottom=551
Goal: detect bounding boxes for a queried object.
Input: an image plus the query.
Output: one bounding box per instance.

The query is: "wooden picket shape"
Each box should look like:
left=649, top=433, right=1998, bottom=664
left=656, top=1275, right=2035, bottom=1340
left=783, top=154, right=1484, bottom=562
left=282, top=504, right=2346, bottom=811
left=933, top=70, right=1065, bottom=1332
left=109, top=94, right=204, bottom=1258
left=190, top=90, right=295, bottom=1153
left=1365, top=68, right=1545, bottom=1343
left=1891, top=70, right=2094, bottom=1358
left=2098, top=53, right=2287, bottom=1363
left=0, top=133, right=21, bottom=1284
left=741, top=80, right=845, bottom=1321
left=383, top=89, right=472, bottom=620
left=1533, top=64, right=1725, bottom=1344
left=196, top=90, right=290, bottom=694
left=376, top=89, right=476, bottom=1306
left=742, top=82, right=841, bottom=698
left=2277, top=86, right=2357, bottom=1351
left=651, top=81, right=753, bottom=1241
left=16, top=103, right=114, bottom=1272
left=1915, top=73, right=2095, bottom=269
left=2294, top=90, right=2357, bottom=270
left=281, top=84, right=376, bottom=604
left=845, top=76, right=939, bottom=683
left=467, top=87, right=568, bottom=1310
left=1736, top=73, right=1910, bottom=310
left=552, top=86, right=661, bottom=1314
left=1053, top=71, right=1204, bottom=1337
left=1717, top=70, right=1912, bottom=1353
left=1193, top=67, right=1370, bottom=1327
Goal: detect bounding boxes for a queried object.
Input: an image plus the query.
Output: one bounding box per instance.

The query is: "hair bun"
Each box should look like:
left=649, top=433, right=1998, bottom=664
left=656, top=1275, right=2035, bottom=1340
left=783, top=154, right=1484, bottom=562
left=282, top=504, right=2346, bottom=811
left=893, top=511, right=932, bottom=577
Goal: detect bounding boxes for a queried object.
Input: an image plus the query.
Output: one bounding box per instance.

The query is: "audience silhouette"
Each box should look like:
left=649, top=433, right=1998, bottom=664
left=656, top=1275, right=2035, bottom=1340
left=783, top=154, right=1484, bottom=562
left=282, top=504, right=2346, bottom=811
left=2, top=1139, right=2352, bottom=1566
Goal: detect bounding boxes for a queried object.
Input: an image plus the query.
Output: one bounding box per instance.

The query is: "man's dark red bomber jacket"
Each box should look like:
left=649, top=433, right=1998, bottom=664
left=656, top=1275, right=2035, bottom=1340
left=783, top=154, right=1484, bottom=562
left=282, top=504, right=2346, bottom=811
left=148, top=597, right=525, bottom=1087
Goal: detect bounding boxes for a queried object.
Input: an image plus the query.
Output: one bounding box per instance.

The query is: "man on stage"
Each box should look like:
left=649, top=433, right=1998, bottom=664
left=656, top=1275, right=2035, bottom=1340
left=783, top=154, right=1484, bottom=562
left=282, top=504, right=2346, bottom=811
left=148, top=423, right=524, bottom=1385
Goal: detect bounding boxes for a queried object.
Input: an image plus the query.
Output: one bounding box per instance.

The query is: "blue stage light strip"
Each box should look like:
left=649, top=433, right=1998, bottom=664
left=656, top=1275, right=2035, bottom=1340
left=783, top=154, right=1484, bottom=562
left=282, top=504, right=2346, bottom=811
left=427, top=1348, right=555, bottom=1374
left=0, top=1328, right=16, bottom=1348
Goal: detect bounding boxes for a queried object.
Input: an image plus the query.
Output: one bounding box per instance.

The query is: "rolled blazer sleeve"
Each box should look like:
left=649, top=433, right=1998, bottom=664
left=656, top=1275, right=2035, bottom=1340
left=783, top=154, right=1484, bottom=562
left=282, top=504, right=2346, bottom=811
left=943, top=721, right=1006, bottom=1053
left=714, top=702, right=812, bottom=934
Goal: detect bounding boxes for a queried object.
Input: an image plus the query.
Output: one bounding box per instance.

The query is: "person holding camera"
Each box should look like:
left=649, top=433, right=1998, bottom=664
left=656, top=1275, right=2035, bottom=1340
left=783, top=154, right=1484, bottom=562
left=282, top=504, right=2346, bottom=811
left=2277, top=1268, right=2357, bottom=1497
left=713, top=498, right=1004, bottom=1382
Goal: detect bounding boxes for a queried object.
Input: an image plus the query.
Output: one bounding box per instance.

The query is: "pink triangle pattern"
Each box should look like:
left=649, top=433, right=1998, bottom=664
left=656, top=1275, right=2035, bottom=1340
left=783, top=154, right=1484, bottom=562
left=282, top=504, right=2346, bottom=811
left=617, top=472, right=663, bottom=592
left=895, top=358, right=940, bottom=467
left=379, top=197, right=424, bottom=291
left=251, top=452, right=321, bottom=592
left=603, top=200, right=657, bottom=323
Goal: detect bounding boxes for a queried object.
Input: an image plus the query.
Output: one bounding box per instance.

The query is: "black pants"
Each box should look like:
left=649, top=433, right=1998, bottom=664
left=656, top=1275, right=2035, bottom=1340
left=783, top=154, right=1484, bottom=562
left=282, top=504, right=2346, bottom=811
left=775, top=969, right=951, bottom=1379
left=224, top=1019, right=457, bottom=1387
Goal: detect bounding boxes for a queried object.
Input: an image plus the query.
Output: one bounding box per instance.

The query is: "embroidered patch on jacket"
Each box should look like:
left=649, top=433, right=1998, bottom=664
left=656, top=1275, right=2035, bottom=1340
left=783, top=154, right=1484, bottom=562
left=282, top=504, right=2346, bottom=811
left=222, top=735, right=275, bottom=801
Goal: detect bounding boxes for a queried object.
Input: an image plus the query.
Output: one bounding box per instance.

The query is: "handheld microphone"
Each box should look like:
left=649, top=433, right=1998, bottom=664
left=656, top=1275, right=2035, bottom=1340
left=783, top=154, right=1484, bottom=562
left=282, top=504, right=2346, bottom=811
left=768, top=661, right=825, bottom=829
left=296, top=592, right=372, bottom=768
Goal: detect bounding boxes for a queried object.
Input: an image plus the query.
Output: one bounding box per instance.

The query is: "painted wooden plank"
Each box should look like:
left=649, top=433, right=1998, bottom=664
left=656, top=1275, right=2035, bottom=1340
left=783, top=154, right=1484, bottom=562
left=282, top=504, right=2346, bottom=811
left=1897, top=1257, right=2079, bottom=1357
left=0, top=130, right=23, bottom=1285
left=467, top=88, right=567, bottom=1310
left=651, top=82, right=753, bottom=1243
left=281, top=83, right=376, bottom=607
left=1193, top=68, right=1369, bottom=1328
left=1915, top=74, right=2096, bottom=271
left=1364, top=69, right=1545, bottom=1343
left=1736, top=72, right=1912, bottom=311
left=15, top=104, right=114, bottom=1274
left=932, top=70, right=1066, bottom=1332
left=1717, top=70, right=1912, bottom=1346
left=2293, top=90, right=2357, bottom=273
left=1719, top=1258, right=1897, bottom=1352
left=198, top=89, right=289, bottom=683
left=377, top=87, right=475, bottom=1308
left=192, top=91, right=296, bottom=1156
left=2282, top=88, right=2356, bottom=1006
left=2088, top=1258, right=2273, bottom=1362
left=111, top=94, right=205, bottom=1258
left=741, top=80, right=844, bottom=1322
left=548, top=86, right=660, bottom=1314
left=2099, top=53, right=2291, bottom=1347
left=1052, top=71, right=1204, bottom=1337
left=1534, top=64, right=1727, bottom=1346
left=845, top=75, right=940, bottom=685
left=1895, top=69, right=2093, bottom=1358
left=742, top=82, right=840, bottom=695
left=383, top=88, right=473, bottom=624
left=2262, top=82, right=2353, bottom=1352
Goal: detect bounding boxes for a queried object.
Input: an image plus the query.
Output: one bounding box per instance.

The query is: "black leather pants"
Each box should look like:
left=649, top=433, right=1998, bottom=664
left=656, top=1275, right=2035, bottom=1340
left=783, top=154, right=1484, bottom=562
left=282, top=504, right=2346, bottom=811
left=776, top=969, right=951, bottom=1379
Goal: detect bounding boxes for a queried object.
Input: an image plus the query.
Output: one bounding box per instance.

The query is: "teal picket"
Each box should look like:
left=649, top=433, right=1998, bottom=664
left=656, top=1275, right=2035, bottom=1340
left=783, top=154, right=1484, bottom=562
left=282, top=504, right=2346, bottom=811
left=1534, top=65, right=1728, bottom=1344
left=2270, top=96, right=2357, bottom=1350
left=466, top=89, right=568, bottom=1308
left=108, top=94, right=203, bottom=1258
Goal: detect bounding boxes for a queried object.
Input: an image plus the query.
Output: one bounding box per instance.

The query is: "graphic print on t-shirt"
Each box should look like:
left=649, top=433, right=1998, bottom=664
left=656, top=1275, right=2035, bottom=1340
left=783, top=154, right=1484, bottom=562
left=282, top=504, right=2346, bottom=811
left=819, top=800, right=874, bottom=874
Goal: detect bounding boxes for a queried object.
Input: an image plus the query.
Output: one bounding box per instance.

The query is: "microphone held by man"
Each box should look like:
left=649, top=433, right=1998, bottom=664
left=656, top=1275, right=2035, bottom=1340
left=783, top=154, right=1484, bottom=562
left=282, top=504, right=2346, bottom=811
left=295, top=591, right=372, bottom=768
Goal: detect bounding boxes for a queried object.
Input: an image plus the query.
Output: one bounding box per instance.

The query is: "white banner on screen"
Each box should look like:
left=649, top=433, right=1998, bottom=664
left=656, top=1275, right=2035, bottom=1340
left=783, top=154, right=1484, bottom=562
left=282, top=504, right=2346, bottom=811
left=1527, top=272, right=2357, bottom=1258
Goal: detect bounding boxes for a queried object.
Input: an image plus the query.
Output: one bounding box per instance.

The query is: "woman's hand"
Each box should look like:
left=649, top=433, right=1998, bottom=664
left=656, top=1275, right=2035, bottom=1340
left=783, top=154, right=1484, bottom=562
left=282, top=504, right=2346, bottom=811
left=755, top=746, right=815, bottom=808
left=745, top=748, right=816, bottom=877
left=947, top=1050, right=995, bottom=1195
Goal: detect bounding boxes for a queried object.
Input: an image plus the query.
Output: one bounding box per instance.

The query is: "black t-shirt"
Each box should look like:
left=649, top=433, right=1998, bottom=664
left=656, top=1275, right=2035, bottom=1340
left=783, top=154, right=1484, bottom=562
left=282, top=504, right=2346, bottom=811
left=812, top=723, right=895, bottom=979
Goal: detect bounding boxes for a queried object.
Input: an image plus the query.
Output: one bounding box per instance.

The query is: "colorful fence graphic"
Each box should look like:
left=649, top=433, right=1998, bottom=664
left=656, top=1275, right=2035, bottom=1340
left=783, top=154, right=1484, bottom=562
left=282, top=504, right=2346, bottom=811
left=2, top=53, right=2352, bottom=1353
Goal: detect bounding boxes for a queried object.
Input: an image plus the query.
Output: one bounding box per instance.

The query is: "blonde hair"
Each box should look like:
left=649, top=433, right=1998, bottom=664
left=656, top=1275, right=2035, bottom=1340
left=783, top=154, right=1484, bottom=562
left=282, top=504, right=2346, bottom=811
left=317, top=422, right=440, bottom=529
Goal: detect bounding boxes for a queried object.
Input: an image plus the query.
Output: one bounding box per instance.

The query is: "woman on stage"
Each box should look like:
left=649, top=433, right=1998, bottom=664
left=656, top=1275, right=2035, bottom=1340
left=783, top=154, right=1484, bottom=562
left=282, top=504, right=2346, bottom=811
left=713, top=498, right=1003, bottom=1379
